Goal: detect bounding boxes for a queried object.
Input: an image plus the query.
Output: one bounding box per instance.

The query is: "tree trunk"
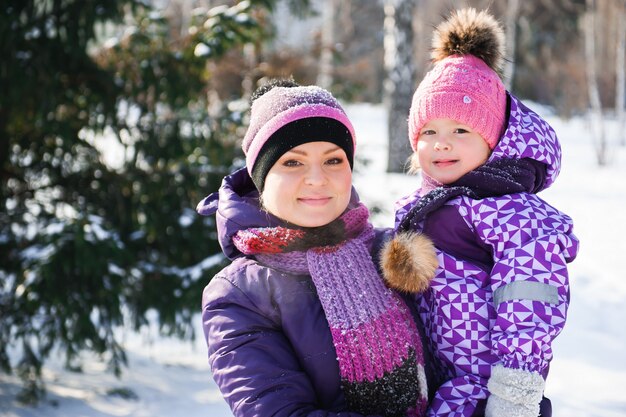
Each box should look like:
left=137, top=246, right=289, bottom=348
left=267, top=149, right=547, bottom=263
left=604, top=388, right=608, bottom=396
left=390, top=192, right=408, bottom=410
left=383, top=0, right=415, bottom=173
left=503, top=0, right=520, bottom=90
left=584, top=0, right=608, bottom=165
left=0, top=109, right=9, bottom=194
left=317, top=0, right=336, bottom=89
left=616, top=0, right=625, bottom=146
left=242, top=43, right=257, bottom=98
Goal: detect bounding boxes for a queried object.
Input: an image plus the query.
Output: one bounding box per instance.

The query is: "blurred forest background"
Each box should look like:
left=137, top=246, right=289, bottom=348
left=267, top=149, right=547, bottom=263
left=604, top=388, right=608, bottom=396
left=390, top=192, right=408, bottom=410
left=1, top=0, right=624, bottom=405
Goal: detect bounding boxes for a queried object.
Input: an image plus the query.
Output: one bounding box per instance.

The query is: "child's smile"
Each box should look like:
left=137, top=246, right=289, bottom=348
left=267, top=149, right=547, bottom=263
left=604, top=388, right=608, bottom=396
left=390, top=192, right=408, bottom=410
left=417, top=118, right=491, bottom=184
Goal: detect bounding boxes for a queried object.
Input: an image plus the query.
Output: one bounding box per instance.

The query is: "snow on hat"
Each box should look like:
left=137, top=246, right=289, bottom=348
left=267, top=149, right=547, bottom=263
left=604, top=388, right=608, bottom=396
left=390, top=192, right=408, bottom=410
left=408, top=8, right=507, bottom=151
left=242, top=81, right=356, bottom=191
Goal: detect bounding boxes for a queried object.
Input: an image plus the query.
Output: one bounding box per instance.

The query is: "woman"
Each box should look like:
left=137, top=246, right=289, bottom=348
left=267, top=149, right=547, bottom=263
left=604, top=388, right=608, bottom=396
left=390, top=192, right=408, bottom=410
left=196, top=79, right=438, bottom=416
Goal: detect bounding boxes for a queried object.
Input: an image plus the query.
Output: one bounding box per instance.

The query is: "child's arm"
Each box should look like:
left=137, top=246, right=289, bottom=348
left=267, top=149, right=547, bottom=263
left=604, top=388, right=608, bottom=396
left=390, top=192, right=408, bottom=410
left=476, top=194, right=579, bottom=416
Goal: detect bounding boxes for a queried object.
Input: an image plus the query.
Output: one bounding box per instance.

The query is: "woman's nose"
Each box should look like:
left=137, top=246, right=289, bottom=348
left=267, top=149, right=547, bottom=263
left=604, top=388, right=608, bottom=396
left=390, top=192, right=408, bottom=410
left=304, top=165, right=327, bottom=185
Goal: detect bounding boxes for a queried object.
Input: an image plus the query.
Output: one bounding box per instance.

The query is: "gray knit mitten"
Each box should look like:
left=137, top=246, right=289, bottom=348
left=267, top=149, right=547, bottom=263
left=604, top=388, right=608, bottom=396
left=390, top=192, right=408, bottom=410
left=485, top=364, right=545, bottom=417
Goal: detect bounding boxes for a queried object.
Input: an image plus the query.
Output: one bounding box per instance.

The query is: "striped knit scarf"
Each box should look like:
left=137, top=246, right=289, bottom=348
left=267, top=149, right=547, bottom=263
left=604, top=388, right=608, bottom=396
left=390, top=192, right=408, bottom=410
left=233, top=204, right=428, bottom=417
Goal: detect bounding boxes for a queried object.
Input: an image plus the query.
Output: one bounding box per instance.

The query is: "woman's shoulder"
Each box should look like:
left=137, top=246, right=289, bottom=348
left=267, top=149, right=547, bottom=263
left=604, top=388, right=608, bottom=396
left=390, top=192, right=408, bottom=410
left=203, top=257, right=314, bottom=317
left=211, top=256, right=309, bottom=285
left=207, top=257, right=283, bottom=295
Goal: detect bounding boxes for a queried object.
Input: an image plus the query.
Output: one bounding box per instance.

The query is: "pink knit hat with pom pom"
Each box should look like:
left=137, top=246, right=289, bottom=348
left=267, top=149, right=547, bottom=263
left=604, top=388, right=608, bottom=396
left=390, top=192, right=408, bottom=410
left=408, top=8, right=507, bottom=151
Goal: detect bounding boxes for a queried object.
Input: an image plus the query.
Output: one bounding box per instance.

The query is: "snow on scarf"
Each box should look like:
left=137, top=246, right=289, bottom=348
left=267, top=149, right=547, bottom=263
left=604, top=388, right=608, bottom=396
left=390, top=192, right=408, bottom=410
left=233, top=203, right=428, bottom=417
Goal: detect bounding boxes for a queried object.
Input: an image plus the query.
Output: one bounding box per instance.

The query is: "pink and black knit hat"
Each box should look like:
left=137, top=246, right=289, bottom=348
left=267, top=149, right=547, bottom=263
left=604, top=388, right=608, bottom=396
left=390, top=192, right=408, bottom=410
left=409, top=8, right=507, bottom=151
left=242, top=80, right=356, bottom=191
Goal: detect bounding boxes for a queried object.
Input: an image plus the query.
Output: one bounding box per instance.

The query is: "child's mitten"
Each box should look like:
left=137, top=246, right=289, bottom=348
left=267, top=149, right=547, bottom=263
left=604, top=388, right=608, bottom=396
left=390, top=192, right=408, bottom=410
left=485, top=364, right=545, bottom=417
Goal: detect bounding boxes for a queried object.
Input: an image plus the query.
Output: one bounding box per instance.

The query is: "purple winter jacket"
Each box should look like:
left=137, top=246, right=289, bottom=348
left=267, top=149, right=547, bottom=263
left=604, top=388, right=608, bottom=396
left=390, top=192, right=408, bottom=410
left=394, top=94, right=580, bottom=417
left=197, top=169, right=425, bottom=417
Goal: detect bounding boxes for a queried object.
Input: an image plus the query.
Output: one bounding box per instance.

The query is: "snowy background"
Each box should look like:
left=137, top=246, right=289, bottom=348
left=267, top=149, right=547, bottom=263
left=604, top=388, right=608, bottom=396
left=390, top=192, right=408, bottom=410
left=1, top=103, right=625, bottom=417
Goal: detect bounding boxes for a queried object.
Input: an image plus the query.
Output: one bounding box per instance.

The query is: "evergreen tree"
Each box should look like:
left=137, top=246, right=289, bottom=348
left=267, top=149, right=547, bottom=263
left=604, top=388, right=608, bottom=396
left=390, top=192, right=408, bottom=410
left=0, top=0, right=280, bottom=404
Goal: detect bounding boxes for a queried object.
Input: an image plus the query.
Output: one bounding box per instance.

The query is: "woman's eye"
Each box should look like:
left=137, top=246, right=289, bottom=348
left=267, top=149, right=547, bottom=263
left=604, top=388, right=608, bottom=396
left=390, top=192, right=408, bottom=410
left=282, top=159, right=302, bottom=167
left=326, top=157, right=344, bottom=165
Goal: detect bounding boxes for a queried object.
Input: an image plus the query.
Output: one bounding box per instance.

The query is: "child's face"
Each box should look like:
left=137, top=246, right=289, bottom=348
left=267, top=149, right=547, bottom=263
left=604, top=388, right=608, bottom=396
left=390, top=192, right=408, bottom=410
left=262, top=141, right=352, bottom=227
left=416, top=118, right=491, bottom=184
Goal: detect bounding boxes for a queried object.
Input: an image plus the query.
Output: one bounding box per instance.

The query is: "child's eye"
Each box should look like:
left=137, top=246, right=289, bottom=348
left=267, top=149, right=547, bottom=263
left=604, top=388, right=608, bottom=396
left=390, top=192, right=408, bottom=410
left=454, top=128, right=469, bottom=134
left=420, top=129, right=436, bottom=136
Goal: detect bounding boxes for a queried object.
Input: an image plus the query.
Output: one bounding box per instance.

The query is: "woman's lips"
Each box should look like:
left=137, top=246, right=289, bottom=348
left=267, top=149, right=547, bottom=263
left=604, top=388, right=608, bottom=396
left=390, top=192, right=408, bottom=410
left=298, top=196, right=332, bottom=206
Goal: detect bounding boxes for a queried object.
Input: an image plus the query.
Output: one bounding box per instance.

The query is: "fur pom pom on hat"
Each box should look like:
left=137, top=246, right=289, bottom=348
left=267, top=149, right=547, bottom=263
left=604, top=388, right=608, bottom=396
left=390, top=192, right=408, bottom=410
left=242, top=81, right=356, bottom=191
left=409, top=8, right=507, bottom=151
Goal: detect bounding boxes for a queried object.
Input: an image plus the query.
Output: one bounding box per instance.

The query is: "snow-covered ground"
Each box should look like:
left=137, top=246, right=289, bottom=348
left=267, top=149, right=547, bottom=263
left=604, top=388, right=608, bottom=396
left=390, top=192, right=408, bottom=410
left=1, top=103, right=625, bottom=417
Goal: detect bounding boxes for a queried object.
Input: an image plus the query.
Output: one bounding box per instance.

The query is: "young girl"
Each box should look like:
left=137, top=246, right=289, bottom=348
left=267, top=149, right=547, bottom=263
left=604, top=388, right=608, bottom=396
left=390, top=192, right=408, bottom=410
left=381, top=9, right=579, bottom=417
left=197, top=79, right=438, bottom=416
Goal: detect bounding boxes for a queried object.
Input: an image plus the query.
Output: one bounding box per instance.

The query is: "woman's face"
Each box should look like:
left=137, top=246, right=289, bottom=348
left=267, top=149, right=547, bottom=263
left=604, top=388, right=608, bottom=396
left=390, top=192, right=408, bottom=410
left=416, top=118, right=491, bottom=184
left=261, top=141, right=352, bottom=227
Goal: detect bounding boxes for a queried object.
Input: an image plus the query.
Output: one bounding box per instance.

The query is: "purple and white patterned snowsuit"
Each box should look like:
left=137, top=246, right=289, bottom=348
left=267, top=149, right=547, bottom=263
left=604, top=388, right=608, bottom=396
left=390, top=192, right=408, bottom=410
left=395, top=94, right=580, bottom=417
